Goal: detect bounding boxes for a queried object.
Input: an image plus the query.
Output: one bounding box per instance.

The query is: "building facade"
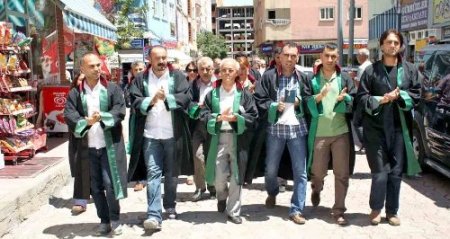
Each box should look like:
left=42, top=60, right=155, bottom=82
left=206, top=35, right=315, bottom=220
left=215, top=0, right=255, bottom=58
left=254, top=0, right=369, bottom=66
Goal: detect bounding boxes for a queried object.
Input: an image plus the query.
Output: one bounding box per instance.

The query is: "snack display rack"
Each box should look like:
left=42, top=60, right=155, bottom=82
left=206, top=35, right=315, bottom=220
left=0, top=22, right=46, bottom=165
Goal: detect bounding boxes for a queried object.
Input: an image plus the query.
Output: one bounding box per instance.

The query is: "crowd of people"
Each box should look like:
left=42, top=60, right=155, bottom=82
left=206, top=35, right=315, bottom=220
left=63, top=29, right=422, bottom=236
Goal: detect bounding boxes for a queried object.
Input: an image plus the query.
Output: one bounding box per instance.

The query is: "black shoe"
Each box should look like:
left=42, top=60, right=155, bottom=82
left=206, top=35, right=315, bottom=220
left=227, top=215, right=242, bottom=224
left=217, top=200, right=226, bottom=213
left=311, top=191, right=320, bottom=207
left=191, top=189, right=207, bottom=202
left=207, top=185, right=216, bottom=199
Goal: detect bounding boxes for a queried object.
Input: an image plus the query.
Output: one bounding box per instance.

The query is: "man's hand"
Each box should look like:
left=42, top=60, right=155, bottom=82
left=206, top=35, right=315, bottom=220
left=320, top=83, right=332, bottom=97
left=86, top=112, right=101, bottom=126
left=336, top=87, right=348, bottom=102
left=379, top=95, right=390, bottom=104
left=152, top=86, right=166, bottom=104
left=294, top=97, right=300, bottom=107
left=218, top=107, right=236, bottom=122
left=384, top=87, right=400, bottom=102
left=277, top=97, right=285, bottom=112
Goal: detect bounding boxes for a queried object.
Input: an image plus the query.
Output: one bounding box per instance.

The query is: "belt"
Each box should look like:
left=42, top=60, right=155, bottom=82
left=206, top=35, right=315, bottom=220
left=220, top=129, right=234, bottom=133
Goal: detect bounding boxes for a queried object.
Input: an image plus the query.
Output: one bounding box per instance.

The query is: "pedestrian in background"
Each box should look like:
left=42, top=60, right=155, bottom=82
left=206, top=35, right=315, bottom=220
left=355, top=29, right=422, bottom=226
left=64, top=53, right=128, bottom=236
left=201, top=58, right=258, bottom=224
left=303, top=43, right=356, bottom=225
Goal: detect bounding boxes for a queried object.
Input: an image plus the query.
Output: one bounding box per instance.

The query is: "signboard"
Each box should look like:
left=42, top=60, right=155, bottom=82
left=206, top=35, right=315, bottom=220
left=130, top=38, right=144, bottom=49
left=343, top=39, right=368, bottom=49
left=299, top=44, right=324, bottom=54
left=401, top=0, right=428, bottom=30
left=260, top=43, right=273, bottom=54
left=433, top=0, right=450, bottom=25
left=42, top=86, right=70, bottom=132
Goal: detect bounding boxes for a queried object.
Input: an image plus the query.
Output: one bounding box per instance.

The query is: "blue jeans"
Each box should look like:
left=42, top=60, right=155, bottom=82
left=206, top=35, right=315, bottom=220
left=265, top=134, right=308, bottom=216
left=369, top=130, right=404, bottom=215
left=143, top=137, right=178, bottom=223
left=89, top=148, right=120, bottom=223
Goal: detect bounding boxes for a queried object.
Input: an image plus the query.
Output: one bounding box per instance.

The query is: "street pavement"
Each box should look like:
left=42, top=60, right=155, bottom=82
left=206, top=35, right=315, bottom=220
left=3, top=150, right=450, bottom=239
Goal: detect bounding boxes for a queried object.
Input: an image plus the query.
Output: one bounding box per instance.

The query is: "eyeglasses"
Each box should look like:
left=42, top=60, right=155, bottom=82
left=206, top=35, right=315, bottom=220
left=187, top=68, right=198, bottom=73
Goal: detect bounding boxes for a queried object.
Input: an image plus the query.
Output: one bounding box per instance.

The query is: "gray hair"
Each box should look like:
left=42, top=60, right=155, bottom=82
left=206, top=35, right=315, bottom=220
left=197, top=56, right=214, bottom=67
left=220, top=58, right=240, bottom=71
left=358, top=48, right=370, bottom=57
left=131, top=60, right=145, bottom=68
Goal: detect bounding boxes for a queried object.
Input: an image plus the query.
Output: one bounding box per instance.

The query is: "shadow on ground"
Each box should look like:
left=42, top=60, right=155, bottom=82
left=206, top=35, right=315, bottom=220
left=403, top=172, right=450, bottom=208
left=43, top=223, right=100, bottom=239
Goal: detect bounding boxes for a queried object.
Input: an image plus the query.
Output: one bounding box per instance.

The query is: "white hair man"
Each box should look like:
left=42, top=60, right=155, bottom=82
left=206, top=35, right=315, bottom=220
left=355, top=48, right=371, bottom=88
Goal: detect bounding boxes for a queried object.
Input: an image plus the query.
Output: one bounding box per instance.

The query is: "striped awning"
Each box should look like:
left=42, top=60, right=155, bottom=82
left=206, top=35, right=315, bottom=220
left=58, top=0, right=117, bottom=41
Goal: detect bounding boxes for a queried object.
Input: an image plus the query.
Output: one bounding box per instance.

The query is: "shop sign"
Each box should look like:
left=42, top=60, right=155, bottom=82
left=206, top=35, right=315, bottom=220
left=401, top=0, right=428, bottom=31
left=299, top=44, right=324, bottom=54
left=443, top=26, right=450, bottom=39
left=260, top=43, right=273, bottom=54
left=130, top=38, right=144, bottom=49
left=42, top=86, right=70, bottom=132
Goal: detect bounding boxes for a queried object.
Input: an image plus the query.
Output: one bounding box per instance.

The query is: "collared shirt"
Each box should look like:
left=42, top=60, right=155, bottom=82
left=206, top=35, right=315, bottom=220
left=356, top=60, right=372, bottom=81
left=219, top=85, right=236, bottom=130
left=198, top=79, right=213, bottom=104
left=84, top=80, right=106, bottom=149
left=144, top=69, right=174, bottom=139
left=268, top=72, right=308, bottom=139
left=316, top=70, right=348, bottom=137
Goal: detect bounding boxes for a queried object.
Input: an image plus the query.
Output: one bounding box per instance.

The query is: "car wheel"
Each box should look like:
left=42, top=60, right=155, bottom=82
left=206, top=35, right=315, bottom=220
left=412, top=128, right=428, bottom=171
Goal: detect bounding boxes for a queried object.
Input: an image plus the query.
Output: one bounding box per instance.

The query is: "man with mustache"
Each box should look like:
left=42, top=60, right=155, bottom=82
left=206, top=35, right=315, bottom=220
left=127, top=46, right=192, bottom=232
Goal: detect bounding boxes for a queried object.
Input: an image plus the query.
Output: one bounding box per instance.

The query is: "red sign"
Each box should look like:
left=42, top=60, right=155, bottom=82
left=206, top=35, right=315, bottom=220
left=42, top=86, right=70, bottom=132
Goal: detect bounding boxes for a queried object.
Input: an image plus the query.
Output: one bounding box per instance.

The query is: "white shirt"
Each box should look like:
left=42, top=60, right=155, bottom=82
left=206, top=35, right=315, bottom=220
left=84, top=81, right=106, bottom=149
left=144, top=69, right=174, bottom=139
left=219, top=85, right=236, bottom=130
left=198, top=79, right=213, bottom=104
left=356, top=60, right=372, bottom=81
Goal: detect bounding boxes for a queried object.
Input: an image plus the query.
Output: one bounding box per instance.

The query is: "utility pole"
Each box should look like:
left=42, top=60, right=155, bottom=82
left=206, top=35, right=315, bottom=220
left=337, top=0, right=344, bottom=66
left=348, top=0, right=355, bottom=67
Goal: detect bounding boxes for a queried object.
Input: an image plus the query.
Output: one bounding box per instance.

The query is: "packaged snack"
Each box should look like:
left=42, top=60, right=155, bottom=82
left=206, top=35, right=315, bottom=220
left=0, top=53, right=7, bottom=71
left=7, top=55, right=17, bottom=71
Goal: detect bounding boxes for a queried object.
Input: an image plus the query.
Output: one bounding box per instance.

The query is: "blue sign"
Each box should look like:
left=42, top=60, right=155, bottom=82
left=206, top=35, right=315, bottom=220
left=130, top=38, right=144, bottom=49
left=401, top=0, right=428, bottom=31
left=261, top=44, right=273, bottom=54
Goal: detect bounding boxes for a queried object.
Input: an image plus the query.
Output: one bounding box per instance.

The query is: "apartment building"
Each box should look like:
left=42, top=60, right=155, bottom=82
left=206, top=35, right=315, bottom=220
left=254, top=0, right=369, bottom=66
left=215, top=0, right=255, bottom=57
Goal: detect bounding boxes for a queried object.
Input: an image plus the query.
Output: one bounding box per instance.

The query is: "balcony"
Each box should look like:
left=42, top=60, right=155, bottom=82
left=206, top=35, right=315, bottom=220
left=266, top=19, right=290, bottom=26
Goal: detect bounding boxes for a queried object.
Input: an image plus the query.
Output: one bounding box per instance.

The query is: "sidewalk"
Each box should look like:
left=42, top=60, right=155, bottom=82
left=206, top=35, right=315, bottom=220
left=0, top=137, right=71, bottom=237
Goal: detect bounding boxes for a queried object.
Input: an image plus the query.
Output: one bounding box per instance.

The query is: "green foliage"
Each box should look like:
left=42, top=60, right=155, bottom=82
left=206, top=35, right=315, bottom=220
left=113, top=0, right=147, bottom=49
left=197, top=31, right=227, bottom=59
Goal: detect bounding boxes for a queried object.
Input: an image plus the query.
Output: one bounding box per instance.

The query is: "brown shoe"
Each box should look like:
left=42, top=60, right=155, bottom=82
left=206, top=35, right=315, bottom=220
left=311, top=191, right=320, bottom=207
left=71, top=205, right=86, bottom=215
left=265, top=195, right=276, bottom=208
left=134, top=182, right=145, bottom=191
left=369, top=210, right=381, bottom=225
left=386, top=214, right=401, bottom=226
left=289, top=214, right=306, bottom=225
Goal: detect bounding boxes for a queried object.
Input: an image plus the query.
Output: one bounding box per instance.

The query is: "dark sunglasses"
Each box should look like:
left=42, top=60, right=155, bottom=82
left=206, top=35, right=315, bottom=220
left=187, top=68, right=198, bottom=73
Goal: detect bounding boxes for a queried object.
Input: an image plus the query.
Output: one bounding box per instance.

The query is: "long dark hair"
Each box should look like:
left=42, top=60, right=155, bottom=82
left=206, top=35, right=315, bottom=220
left=379, top=29, right=404, bottom=48
left=71, top=73, right=84, bottom=89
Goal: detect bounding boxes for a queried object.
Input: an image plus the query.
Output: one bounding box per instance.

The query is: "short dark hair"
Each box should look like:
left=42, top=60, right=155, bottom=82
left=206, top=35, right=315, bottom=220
left=283, top=41, right=298, bottom=50
left=379, top=29, right=404, bottom=47
left=322, top=42, right=338, bottom=52
left=273, top=47, right=282, bottom=56
left=185, top=60, right=197, bottom=72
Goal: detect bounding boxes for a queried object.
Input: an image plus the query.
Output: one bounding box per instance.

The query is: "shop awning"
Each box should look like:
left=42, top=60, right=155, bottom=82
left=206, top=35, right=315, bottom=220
left=57, top=0, right=117, bottom=41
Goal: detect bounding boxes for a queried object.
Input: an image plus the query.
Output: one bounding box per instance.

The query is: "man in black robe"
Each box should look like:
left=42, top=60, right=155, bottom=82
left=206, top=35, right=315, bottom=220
left=64, top=53, right=128, bottom=236
left=355, top=29, right=421, bottom=226
left=127, top=46, right=192, bottom=232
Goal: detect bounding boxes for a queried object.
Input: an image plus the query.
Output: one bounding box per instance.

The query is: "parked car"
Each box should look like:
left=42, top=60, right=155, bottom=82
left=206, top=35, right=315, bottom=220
left=413, top=44, right=450, bottom=178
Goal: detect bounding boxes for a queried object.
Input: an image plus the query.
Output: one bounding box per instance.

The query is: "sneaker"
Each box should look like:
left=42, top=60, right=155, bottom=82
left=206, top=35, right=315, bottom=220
left=95, top=223, right=111, bottom=236
left=386, top=214, right=401, bottom=226
left=279, top=185, right=286, bottom=193
left=265, top=195, right=276, bottom=208
left=191, top=189, right=208, bottom=202
left=289, top=214, right=306, bottom=225
left=111, top=221, right=123, bottom=235
left=207, top=185, right=216, bottom=199
left=311, top=191, right=320, bottom=207
left=369, top=210, right=381, bottom=225
left=143, top=218, right=162, bottom=231
left=166, top=208, right=177, bottom=219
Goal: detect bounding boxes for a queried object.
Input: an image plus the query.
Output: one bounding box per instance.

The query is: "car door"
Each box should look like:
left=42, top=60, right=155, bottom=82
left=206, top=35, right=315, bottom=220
left=425, top=51, right=450, bottom=167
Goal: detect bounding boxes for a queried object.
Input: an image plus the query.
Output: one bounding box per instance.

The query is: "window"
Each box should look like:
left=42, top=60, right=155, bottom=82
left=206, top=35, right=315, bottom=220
left=154, top=0, right=161, bottom=19
left=268, top=10, right=275, bottom=20
left=354, top=7, right=362, bottom=20
left=162, top=0, right=168, bottom=20
left=320, top=7, right=334, bottom=20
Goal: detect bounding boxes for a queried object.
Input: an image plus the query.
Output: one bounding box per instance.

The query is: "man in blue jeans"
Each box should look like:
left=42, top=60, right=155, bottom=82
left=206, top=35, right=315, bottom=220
left=254, top=42, right=309, bottom=224
left=128, top=46, right=192, bottom=232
